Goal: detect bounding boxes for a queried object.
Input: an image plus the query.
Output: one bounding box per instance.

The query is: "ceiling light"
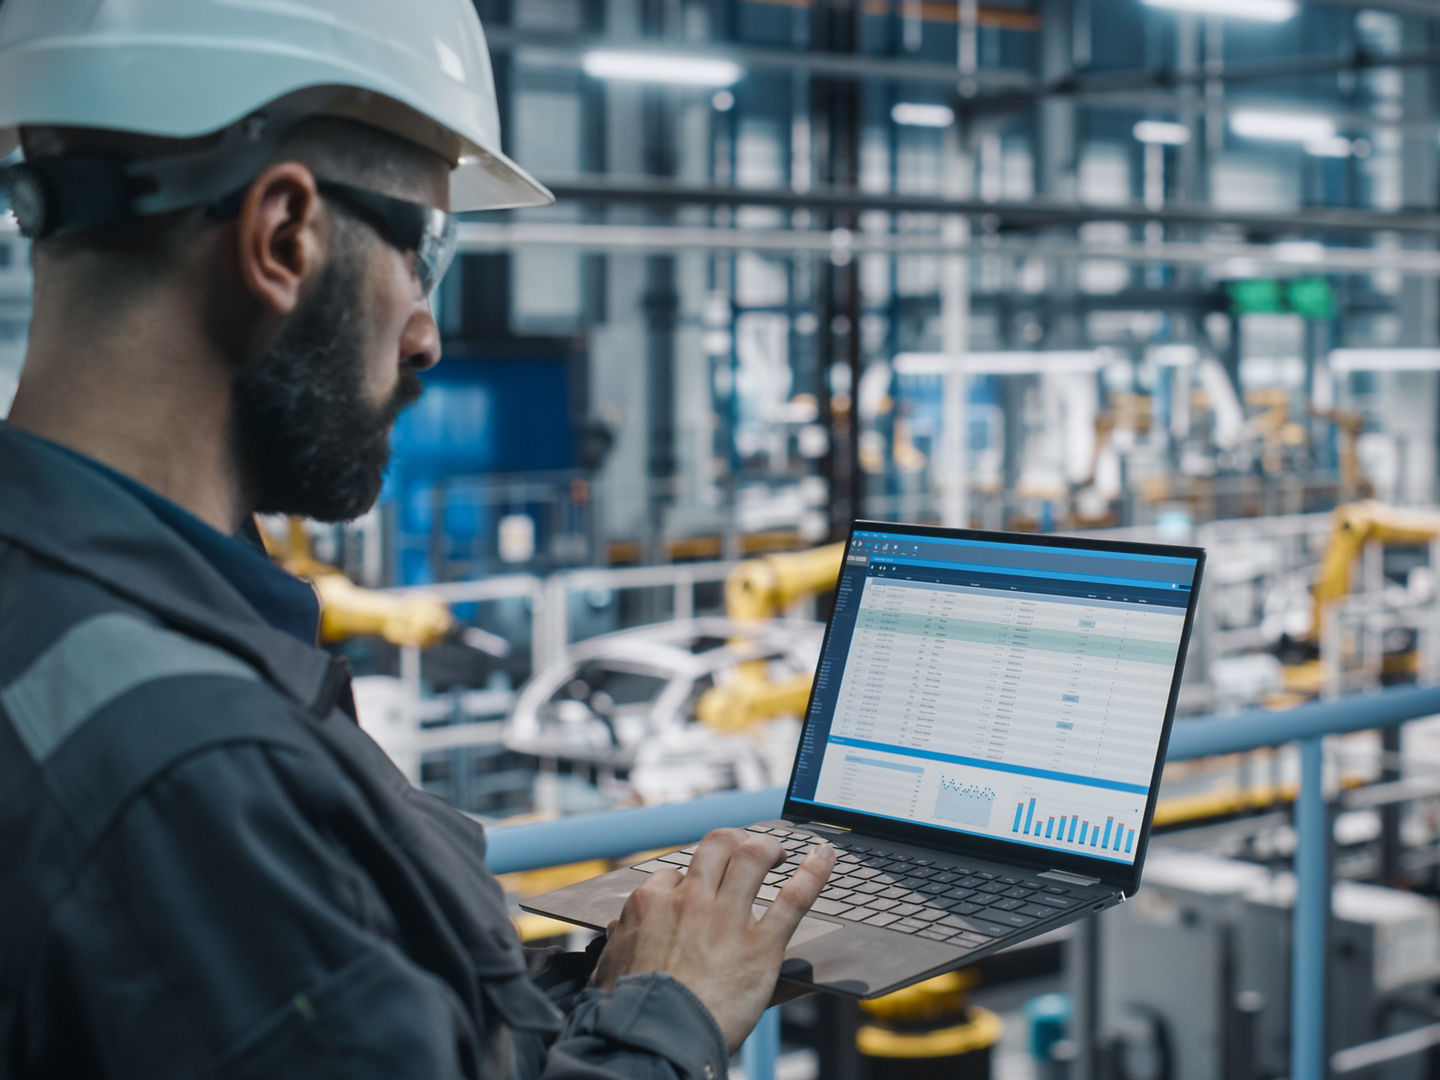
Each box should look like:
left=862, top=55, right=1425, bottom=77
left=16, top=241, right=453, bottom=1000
left=1142, top=0, right=1296, bottom=21
left=711, top=89, right=735, bottom=112
left=581, top=51, right=743, bottom=87
left=1230, top=108, right=1337, bottom=144
left=894, top=351, right=1106, bottom=376
left=1272, top=241, right=1327, bottom=264
left=1305, top=135, right=1354, bottom=158
left=1133, top=120, right=1191, bottom=146
left=891, top=103, right=955, bottom=128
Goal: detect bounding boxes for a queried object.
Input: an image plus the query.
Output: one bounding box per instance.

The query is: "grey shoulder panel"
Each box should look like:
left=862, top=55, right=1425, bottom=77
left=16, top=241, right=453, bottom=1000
left=1, top=611, right=259, bottom=763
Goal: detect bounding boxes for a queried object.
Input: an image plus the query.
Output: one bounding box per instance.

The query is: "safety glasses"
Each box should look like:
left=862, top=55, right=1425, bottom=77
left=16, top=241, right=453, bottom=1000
left=314, top=180, right=458, bottom=299
left=209, top=177, right=459, bottom=298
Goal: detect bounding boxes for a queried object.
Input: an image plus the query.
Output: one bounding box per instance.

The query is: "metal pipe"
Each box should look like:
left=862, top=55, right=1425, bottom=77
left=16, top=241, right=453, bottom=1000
left=1292, top=737, right=1329, bottom=1080
left=1332, top=1022, right=1440, bottom=1073
left=484, top=786, right=783, bottom=874
left=456, top=221, right=1440, bottom=276
left=739, top=1008, right=781, bottom=1080
left=537, top=177, right=1440, bottom=236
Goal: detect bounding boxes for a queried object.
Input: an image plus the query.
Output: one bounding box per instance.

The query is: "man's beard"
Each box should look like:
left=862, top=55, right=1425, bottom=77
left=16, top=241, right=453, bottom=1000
left=232, top=251, right=422, bottom=523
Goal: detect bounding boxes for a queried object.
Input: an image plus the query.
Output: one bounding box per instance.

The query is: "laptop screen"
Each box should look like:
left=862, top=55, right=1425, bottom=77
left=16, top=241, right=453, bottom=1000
left=787, top=525, right=1201, bottom=868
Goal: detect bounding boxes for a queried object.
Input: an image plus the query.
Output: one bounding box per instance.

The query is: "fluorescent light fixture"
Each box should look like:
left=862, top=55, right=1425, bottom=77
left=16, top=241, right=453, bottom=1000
left=581, top=50, right=742, bottom=87
left=1272, top=240, right=1327, bottom=264
left=1142, top=0, right=1296, bottom=21
left=1230, top=108, right=1337, bottom=143
left=1133, top=120, right=1191, bottom=146
left=894, top=351, right=1106, bottom=376
left=1305, top=135, right=1354, bottom=158
left=1330, top=349, right=1440, bottom=373
left=891, top=103, right=955, bottom=128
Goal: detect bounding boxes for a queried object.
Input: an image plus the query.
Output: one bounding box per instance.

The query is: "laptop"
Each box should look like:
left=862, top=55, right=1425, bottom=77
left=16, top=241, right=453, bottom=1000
left=523, top=521, right=1206, bottom=998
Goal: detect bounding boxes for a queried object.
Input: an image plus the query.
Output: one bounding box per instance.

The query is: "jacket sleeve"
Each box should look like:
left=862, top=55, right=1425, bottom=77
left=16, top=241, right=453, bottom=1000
left=523, top=926, right=730, bottom=1080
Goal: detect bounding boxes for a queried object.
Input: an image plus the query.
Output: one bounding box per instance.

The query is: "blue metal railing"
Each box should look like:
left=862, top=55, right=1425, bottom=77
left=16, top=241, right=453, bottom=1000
left=489, top=684, right=1440, bottom=1080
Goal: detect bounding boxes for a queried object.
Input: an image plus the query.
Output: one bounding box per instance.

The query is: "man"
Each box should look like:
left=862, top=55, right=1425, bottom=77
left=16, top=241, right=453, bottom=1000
left=0, top=2, right=835, bottom=1077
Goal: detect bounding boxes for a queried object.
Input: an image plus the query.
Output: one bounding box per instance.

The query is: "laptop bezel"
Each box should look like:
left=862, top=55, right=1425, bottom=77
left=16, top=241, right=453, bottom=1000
left=780, top=519, right=1206, bottom=896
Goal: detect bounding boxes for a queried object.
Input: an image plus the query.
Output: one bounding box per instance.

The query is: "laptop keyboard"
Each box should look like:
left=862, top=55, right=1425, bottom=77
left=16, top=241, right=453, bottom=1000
left=630, top=825, right=1084, bottom=950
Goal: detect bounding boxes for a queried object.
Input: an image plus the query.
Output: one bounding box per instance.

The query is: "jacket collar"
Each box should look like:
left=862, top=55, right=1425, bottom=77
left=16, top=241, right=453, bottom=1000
left=0, top=424, right=335, bottom=711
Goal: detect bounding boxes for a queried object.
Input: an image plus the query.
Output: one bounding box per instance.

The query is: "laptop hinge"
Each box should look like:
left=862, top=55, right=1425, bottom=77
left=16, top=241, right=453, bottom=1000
left=1040, top=868, right=1103, bottom=887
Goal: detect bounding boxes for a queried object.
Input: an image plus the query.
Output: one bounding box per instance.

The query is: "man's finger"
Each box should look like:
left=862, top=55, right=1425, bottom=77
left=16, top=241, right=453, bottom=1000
left=716, top=833, right=784, bottom=907
left=761, top=843, right=836, bottom=940
left=682, top=828, right=742, bottom=893
left=620, top=866, right=683, bottom=924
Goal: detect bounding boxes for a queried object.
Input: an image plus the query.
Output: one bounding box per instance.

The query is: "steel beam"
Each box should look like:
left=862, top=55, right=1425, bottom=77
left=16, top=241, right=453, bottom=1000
left=455, top=220, right=1440, bottom=276
left=538, top=176, right=1440, bottom=236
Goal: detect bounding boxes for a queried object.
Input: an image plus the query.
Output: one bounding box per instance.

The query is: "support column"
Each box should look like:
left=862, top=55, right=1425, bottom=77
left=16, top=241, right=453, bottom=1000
left=1291, top=736, right=1329, bottom=1080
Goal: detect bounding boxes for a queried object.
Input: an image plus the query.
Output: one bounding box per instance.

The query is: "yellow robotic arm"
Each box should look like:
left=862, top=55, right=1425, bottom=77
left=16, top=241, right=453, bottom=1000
left=695, top=543, right=845, bottom=733
left=265, top=518, right=454, bottom=649
left=1309, top=502, right=1440, bottom=643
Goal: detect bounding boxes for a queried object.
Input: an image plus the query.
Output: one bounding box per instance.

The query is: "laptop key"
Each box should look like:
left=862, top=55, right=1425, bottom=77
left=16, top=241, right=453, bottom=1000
left=893, top=919, right=927, bottom=934
left=979, top=882, right=1008, bottom=894
left=841, top=908, right=870, bottom=922
left=949, top=932, right=992, bottom=948
left=1003, top=887, right=1034, bottom=899
left=756, top=885, right=781, bottom=902
left=1042, top=886, right=1069, bottom=895
left=941, top=914, right=1010, bottom=938
left=914, top=908, right=946, bottom=922
left=932, top=872, right=960, bottom=884
left=949, top=902, right=983, bottom=916
left=974, top=871, right=998, bottom=880
left=659, top=852, right=691, bottom=866
left=866, top=898, right=898, bottom=912
left=810, top=898, right=852, bottom=917
left=632, top=859, right=670, bottom=873
left=990, top=911, right=1037, bottom=929
left=919, top=928, right=951, bottom=942
left=880, top=886, right=910, bottom=900
left=958, top=876, right=987, bottom=888
left=907, top=867, right=939, bottom=880
left=864, top=912, right=900, bottom=928
left=1021, top=903, right=1058, bottom=919
left=1036, top=894, right=1078, bottom=909
left=855, top=881, right=887, bottom=895
left=990, top=898, right=1025, bottom=912
left=891, top=903, right=922, bottom=918
left=851, top=867, right=881, bottom=880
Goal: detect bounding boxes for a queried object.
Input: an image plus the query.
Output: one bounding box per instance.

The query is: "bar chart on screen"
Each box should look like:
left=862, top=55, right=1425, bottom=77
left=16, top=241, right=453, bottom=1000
left=1010, top=794, right=1138, bottom=854
left=933, top=776, right=996, bottom=829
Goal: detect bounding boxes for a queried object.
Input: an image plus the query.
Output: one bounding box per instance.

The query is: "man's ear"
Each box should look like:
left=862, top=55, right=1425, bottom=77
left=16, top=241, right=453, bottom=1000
left=234, top=162, right=328, bottom=317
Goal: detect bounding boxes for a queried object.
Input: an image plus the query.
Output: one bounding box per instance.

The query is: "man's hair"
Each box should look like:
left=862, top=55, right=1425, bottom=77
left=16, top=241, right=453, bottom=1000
left=21, top=116, right=441, bottom=304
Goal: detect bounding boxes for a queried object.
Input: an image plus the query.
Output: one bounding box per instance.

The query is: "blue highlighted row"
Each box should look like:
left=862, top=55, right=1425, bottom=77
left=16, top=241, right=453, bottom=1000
left=827, top=736, right=1150, bottom=795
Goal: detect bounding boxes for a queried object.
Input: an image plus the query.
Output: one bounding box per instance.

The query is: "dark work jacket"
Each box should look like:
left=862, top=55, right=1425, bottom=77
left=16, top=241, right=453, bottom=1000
left=0, top=425, right=728, bottom=1079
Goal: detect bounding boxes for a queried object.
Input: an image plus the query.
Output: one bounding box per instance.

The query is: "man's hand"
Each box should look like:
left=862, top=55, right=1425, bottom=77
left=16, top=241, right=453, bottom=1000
left=589, top=829, right=837, bottom=1052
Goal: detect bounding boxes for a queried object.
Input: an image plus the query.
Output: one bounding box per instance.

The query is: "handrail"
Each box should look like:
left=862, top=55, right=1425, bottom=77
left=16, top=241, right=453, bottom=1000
left=486, top=683, right=1440, bottom=874
left=486, top=683, right=1440, bottom=1080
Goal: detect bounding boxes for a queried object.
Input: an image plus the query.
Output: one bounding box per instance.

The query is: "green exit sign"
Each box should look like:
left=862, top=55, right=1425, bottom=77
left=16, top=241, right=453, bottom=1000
left=1227, top=277, right=1335, bottom=320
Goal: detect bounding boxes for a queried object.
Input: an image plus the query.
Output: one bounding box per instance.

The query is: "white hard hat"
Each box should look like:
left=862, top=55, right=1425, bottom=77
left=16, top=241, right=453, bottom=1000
left=0, top=0, right=553, bottom=213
